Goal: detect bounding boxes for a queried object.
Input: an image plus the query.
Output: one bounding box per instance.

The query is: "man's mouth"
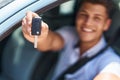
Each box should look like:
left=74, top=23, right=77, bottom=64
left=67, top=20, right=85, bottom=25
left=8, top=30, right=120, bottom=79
left=82, top=27, right=94, bottom=33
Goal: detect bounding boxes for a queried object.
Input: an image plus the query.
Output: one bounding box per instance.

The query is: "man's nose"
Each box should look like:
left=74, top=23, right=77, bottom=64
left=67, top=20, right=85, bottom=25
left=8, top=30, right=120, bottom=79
left=85, top=18, right=92, bottom=26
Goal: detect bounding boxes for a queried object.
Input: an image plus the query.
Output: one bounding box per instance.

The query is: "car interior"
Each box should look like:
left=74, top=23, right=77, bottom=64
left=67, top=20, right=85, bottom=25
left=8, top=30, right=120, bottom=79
left=0, top=0, right=120, bottom=80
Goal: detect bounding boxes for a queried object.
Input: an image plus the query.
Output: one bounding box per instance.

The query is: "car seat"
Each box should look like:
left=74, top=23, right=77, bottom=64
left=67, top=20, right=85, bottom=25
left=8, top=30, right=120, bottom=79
left=0, top=28, right=41, bottom=80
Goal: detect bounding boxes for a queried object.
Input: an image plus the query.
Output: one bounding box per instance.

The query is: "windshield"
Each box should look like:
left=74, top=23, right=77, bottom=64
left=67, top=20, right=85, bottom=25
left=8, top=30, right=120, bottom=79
left=0, top=0, right=14, bottom=8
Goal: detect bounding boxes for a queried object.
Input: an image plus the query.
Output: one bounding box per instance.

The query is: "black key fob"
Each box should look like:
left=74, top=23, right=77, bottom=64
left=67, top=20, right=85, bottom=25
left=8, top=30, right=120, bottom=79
left=31, top=17, right=41, bottom=35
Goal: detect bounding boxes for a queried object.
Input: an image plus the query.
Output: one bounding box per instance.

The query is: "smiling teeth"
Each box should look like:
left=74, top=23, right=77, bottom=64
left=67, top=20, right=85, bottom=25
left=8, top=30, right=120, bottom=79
left=83, top=28, right=93, bottom=32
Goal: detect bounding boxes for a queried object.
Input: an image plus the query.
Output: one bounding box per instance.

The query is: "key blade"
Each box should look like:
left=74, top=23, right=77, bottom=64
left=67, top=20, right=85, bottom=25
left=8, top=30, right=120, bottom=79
left=34, top=36, right=38, bottom=48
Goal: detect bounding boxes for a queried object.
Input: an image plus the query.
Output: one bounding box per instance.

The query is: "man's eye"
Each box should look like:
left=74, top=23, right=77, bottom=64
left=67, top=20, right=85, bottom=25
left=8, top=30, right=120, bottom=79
left=94, top=17, right=101, bottom=21
left=78, top=14, right=87, bottom=18
left=80, top=14, right=87, bottom=17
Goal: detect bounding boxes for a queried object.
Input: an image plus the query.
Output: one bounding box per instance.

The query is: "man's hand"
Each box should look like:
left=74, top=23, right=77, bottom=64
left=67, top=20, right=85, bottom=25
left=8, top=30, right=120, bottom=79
left=22, top=11, right=64, bottom=51
left=22, top=11, right=49, bottom=44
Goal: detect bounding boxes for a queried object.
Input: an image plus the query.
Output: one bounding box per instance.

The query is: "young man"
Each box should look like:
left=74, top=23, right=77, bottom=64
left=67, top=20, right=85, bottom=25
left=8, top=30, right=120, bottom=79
left=22, top=0, right=120, bottom=80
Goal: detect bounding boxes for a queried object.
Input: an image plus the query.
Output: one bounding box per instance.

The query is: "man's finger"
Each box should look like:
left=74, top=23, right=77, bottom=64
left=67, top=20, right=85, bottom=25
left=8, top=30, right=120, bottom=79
left=40, top=22, right=49, bottom=38
left=26, top=11, right=33, bottom=25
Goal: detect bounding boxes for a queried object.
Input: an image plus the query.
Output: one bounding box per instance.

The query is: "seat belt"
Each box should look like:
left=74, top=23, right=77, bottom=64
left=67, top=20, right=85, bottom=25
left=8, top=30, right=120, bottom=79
left=56, top=45, right=109, bottom=80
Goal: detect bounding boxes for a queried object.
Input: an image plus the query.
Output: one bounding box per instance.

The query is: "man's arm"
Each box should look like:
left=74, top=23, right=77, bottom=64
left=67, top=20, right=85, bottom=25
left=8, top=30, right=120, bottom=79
left=94, top=73, right=120, bottom=80
left=37, top=30, right=64, bottom=51
left=94, top=62, right=120, bottom=80
left=22, top=11, right=64, bottom=51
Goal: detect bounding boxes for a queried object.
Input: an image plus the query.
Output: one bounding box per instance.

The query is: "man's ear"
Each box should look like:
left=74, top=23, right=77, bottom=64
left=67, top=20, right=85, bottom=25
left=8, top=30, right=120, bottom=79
left=104, top=19, right=112, bottom=31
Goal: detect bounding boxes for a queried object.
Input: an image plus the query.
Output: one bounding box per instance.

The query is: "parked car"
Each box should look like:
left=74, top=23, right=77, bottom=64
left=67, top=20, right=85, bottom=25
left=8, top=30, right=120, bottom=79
left=0, top=0, right=120, bottom=80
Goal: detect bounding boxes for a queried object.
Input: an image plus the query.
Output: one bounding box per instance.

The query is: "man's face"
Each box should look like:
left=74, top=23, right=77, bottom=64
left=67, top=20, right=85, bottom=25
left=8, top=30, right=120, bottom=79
left=76, top=2, right=111, bottom=43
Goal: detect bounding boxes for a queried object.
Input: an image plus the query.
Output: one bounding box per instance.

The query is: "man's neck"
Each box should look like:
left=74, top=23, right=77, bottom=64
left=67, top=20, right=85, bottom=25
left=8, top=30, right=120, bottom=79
left=80, top=39, right=100, bottom=56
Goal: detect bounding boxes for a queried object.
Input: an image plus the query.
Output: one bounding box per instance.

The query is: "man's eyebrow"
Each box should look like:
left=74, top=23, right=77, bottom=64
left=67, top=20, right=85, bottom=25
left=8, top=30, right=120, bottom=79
left=79, top=9, right=105, bottom=18
left=79, top=9, right=87, bottom=13
left=94, top=14, right=105, bottom=18
left=80, top=10, right=105, bottom=17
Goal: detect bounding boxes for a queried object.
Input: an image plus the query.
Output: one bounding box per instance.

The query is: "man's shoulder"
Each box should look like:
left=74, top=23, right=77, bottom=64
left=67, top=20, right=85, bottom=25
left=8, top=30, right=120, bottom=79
left=96, top=47, right=120, bottom=71
left=97, top=47, right=120, bottom=63
left=56, top=26, right=78, bottom=45
left=96, top=49, right=120, bottom=79
left=103, top=47, right=120, bottom=59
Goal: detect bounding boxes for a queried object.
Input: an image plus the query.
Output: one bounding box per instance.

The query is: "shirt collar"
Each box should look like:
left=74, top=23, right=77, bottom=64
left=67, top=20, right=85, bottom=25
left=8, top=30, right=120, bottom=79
left=81, top=36, right=107, bottom=58
left=74, top=36, right=107, bottom=58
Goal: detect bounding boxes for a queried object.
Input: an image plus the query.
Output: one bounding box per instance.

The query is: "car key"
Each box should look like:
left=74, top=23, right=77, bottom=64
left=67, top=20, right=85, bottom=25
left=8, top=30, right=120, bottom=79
left=31, top=17, right=41, bottom=48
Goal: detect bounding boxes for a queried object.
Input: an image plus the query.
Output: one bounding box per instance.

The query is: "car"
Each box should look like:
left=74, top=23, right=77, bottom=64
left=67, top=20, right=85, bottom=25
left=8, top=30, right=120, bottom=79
left=0, top=0, right=120, bottom=80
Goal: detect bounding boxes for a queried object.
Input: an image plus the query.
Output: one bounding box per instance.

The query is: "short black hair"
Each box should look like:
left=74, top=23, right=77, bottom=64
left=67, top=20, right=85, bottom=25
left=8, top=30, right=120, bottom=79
left=74, top=0, right=118, bottom=19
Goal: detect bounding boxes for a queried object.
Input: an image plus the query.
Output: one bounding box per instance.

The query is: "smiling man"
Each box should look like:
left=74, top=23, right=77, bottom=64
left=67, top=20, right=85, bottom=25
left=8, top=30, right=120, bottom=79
left=22, top=0, right=120, bottom=80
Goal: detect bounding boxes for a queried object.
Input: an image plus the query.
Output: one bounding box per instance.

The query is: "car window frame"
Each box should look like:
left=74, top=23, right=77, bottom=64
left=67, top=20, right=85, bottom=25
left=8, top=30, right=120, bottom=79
left=0, top=0, right=70, bottom=41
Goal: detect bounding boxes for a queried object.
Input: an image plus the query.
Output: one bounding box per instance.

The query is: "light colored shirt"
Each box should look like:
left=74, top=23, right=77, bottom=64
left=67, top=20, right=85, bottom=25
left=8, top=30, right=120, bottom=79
left=52, top=26, right=120, bottom=80
left=100, top=62, right=120, bottom=77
